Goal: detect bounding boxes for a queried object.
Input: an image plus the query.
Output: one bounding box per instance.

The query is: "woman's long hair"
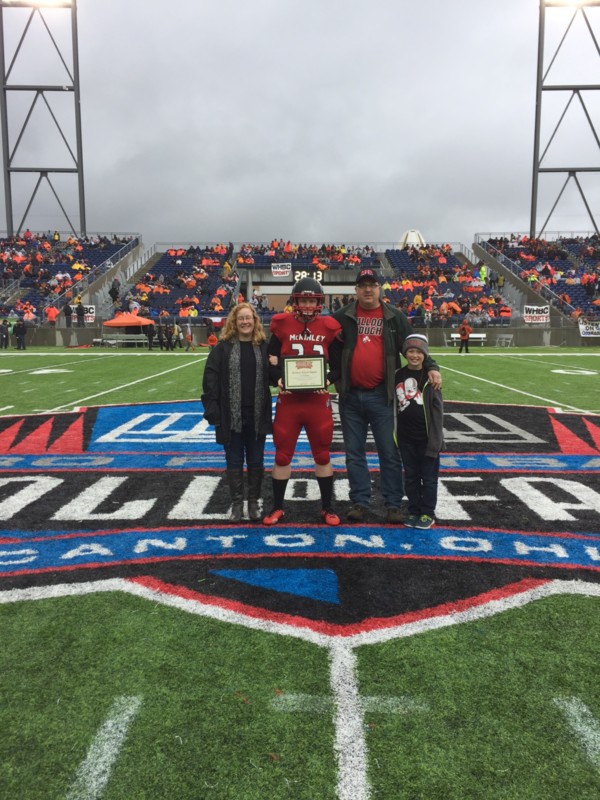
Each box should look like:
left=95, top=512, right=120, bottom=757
left=219, top=302, right=266, bottom=344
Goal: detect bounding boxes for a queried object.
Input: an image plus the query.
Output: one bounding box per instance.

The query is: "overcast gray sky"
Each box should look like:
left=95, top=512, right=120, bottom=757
left=2, top=0, right=600, bottom=248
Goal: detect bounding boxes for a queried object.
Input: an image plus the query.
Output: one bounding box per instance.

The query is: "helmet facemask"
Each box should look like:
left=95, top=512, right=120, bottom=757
left=291, top=277, right=324, bottom=322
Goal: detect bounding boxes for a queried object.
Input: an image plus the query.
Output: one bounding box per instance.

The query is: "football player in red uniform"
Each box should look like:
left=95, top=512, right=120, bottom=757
left=263, top=277, right=342, bottom=526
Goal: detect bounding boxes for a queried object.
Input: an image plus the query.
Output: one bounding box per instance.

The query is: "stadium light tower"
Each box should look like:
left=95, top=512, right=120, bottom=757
left=530, top=0, right=600, bottom=237
left=0, top=0, right=86, bottom=237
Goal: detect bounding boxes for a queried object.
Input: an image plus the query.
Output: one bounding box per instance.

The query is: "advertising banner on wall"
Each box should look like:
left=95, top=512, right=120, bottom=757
left=578, top=318, right=600, bottom=338
left=523, top=304, right=550, bottom=324
left=84, top=305, right=95, bottom=324
left=271, top=263, right=292, bottom=277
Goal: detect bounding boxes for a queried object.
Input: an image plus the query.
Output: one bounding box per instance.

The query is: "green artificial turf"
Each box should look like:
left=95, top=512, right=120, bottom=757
left=0, top=592, right=337, bottom=800
left=1, top=592, right=599, bottom=799
left=358, top=594, right=600, bottom=799
left=0, top=347, right=599, bottom=415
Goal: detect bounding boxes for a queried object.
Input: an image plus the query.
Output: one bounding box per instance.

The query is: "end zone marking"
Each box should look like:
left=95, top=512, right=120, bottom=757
left=65, top=695, right=142, bottom=800
left=553, top=697, right=600, bottom=770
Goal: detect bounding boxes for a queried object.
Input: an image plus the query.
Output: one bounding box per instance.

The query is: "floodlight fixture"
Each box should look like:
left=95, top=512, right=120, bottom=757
left=531, top=0, right=600, bottom=236
left=0, top=0, right=85, bottom=236
left=0, top=1, right=73, bottom=7
left=543, top=0, right=600, bottom=7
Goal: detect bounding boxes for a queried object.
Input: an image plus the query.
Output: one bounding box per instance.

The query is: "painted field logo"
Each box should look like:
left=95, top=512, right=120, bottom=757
left=0, top=400, right=598, bottom=630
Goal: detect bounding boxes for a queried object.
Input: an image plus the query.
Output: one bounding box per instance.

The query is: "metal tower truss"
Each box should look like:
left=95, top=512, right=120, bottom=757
left=0, top=0, right=85, bottom=237
left=531, top=0, right=600, bottom=238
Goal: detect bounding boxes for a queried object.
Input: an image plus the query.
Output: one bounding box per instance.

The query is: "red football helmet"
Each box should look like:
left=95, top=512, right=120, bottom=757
left=291, top=277, right=324, bottom=321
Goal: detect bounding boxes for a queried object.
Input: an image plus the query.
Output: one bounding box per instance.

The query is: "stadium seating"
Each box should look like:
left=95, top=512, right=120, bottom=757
left=0, top=233, right=138, bottom=321
left=114, top=245, right=237, bottom=321
left=384, top=244, right=504, bottom=327
left=236, top=240, right=377, bottom=271
left=485, top=235, right=599, bottom=320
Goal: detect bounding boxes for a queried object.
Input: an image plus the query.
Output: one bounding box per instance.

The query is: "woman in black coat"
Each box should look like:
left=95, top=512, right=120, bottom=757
left=201, top=303, right=272, bottom=522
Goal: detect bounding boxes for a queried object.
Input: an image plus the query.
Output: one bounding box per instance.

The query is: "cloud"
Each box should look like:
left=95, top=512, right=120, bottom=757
left=1, top=0, right=599, bottom=245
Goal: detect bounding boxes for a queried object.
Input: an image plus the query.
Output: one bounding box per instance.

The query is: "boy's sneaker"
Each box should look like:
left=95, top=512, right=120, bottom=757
left=403, top=515, right=419, bottom=528
left=413, top=514, right=435, bottom=529
left=346, top=505, right=368, bottom=522
left=320, top=509, right=341, bottom=526
left=263, top=508, right=285, bottom=526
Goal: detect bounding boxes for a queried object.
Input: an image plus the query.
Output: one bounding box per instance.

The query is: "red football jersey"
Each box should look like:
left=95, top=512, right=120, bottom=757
left=270, top=313, right=341, bottom=359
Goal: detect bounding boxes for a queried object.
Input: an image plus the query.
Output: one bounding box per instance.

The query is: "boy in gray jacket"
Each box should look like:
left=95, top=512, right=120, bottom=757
left=394, top=334, right=444, bottom=529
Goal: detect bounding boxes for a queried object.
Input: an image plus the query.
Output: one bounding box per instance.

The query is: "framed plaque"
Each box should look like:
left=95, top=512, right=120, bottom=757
left=282, top=356, right=326, bottom=392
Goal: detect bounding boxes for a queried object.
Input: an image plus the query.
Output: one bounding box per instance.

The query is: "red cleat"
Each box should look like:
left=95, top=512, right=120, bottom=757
left=263, top=508, right=285, bottom=526
left=320, top=509, right=340, bottom=526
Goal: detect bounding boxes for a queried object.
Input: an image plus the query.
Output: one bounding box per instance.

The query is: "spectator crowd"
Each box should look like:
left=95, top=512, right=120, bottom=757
left=486, top=234, right=600, bottom=321
left=8, top=232, right=599, bottom=333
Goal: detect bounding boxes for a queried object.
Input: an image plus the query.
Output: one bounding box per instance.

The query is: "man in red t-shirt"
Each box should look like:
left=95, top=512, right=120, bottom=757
left=264, top=278, right=342, bottom=526
left=333, top=268, right=441, bottom=523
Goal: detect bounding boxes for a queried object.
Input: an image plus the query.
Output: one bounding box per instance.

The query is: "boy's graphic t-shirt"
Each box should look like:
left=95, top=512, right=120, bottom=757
left=395, top=366, right=427, bottom=442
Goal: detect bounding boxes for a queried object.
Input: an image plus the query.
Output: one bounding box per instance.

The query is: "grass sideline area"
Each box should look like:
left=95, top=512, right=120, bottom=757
left=0, top=347, right=598, bottom=416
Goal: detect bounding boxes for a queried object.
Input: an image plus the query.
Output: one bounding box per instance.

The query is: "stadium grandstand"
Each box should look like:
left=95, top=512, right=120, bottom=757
left=0, top=229, right=598, bottom=348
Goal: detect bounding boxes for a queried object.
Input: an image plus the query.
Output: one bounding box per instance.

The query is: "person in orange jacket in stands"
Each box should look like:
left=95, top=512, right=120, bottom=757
left=44, top=305, right=60, bottom=327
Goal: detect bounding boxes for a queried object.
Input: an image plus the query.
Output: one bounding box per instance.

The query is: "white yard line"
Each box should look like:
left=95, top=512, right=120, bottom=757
left=329, top=642, right=371, bottom=800
left=490, top=353, right=599, bottom=372
left=271, top=693, right=333, bottom=714
left=441, top=364, right=593, bottom=414
left=437, top=352, right=600, bottom=357
left=0, top=355, right=117, bottom=376
left=271, top=693, right=428, bottom=715
left=553, top=697, right=600, bottom=771
left=65, top=695, right=142, bottom=800
left=46, top=358, right=206, bottom=412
